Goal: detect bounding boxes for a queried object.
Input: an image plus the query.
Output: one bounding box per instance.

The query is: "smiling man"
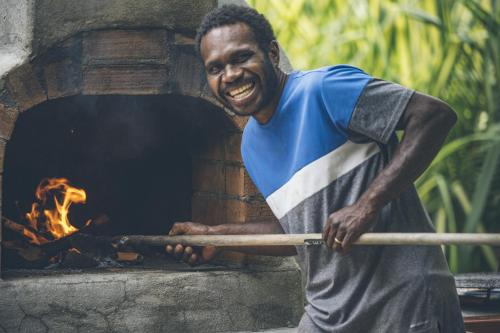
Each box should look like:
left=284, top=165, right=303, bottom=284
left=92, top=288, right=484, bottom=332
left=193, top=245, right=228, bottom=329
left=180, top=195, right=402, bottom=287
left=166, top=5, right=464, bottom=332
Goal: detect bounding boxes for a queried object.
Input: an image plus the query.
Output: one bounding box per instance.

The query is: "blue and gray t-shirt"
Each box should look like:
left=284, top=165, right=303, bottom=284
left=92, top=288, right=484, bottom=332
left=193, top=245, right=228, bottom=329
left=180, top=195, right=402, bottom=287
left=241, top=66, right=463, bottom=333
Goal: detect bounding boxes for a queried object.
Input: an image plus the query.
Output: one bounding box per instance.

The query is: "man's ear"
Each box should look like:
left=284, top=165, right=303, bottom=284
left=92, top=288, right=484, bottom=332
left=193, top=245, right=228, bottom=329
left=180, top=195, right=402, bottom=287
left=268, top=40, right=280, bottom=67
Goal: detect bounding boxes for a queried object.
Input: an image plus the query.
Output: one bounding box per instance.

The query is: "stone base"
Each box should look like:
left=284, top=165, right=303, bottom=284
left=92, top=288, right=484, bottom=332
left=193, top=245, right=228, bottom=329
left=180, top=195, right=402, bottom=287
left=0, top=262, right=303, bottom=332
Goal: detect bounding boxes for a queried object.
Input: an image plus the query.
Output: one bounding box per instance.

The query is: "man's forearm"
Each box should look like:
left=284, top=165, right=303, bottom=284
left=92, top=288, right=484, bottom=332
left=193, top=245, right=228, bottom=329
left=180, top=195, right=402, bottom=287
left=208, top=221, right=297, bottom=256
left=323, top=93, right=457, bottom=250
left=359, top=92, right=457, bottom=212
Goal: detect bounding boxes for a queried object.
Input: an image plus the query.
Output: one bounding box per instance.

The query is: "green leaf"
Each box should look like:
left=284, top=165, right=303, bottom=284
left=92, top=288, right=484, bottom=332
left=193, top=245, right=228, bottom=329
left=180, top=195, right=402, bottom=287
left=400, top=5, right=442, bottom=27
left=461, top=0, right=500, bottom=36
left=435, top=174, right=458, bottom=270
left=464, top=143, right=500, bottom=233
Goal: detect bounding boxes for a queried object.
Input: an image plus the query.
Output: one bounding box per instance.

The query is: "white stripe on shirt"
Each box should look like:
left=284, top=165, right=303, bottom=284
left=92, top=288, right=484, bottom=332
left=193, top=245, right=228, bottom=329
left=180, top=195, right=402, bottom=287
left=266, top=141, right=380, bottom=219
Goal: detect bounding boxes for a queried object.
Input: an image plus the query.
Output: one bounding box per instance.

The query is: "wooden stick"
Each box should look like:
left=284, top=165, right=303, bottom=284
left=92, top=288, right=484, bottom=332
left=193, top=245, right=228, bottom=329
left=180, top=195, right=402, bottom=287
left=2, top=217, right=50, bottom=244
left=119, top=233, right=500, bottom=247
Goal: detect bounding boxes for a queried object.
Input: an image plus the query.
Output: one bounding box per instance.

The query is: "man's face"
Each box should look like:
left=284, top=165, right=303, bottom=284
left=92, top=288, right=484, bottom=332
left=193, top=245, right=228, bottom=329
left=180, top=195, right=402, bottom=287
left=200, top=23, right=279, bottom=117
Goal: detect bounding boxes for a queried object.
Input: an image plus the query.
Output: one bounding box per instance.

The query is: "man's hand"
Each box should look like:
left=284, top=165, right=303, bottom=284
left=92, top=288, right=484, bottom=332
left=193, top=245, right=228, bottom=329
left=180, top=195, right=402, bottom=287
left=165, top=222, right=219, bottom=265
left=323, top=201, right=378, bottom=252
left=166, top=220, right=296, bottom=259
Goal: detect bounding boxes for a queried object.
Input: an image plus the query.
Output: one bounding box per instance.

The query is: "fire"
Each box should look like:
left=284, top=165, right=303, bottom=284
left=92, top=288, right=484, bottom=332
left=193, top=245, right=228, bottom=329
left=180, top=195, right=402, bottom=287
left=25, top=178, right=86, bottom=242
left=22, top=227, right=45, bottom=245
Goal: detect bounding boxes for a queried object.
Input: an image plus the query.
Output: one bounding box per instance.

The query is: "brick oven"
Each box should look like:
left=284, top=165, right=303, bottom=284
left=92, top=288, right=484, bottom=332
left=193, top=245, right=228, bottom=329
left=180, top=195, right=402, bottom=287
left=0, top=1, right=303, bottom=331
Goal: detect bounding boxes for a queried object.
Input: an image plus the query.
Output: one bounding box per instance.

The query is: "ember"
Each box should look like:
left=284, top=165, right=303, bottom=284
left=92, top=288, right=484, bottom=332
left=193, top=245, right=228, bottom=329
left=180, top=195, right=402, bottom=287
left=25, top=178, right=86, bottom=243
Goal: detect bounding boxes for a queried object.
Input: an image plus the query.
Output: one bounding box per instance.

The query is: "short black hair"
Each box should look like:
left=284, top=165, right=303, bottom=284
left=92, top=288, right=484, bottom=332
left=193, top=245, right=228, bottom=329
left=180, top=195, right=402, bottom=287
left=195, top=4, right=276, bottom=57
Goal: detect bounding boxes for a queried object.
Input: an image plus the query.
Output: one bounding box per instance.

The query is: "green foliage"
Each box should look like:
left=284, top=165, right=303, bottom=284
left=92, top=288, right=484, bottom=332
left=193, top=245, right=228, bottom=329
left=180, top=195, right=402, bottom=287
left=249, top=0, right=500, bottom=273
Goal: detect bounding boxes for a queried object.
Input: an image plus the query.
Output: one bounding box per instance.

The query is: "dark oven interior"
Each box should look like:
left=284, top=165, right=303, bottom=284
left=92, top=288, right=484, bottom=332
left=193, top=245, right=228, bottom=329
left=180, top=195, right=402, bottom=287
left=1, top=94, right=236, bottom=269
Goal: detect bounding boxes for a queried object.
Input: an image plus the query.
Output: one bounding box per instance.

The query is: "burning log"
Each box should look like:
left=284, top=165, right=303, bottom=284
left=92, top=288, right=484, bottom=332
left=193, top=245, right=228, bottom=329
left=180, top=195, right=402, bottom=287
left=3, top=213, right=114, bottom=269
left=116, top=251, right=143, bottom=263
left=2, top=235, right=51, bottom=268
left=2, top=177, right=133, bottom=269
left=40, top=214, right=112, bottom=256
left=2, top=217, right=49, bottom=244
left=2, top=214, right=111, bottom=253
left=3, top=240, right=46, bottom=262
left=40, top=233, right=109, bottom=257
left=78, top=214, right=110, bottom=235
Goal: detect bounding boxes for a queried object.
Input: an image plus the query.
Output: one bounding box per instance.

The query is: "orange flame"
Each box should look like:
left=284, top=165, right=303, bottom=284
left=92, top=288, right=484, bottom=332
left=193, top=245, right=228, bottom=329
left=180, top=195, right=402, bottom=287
left=26, top=178, right=86, bottom=242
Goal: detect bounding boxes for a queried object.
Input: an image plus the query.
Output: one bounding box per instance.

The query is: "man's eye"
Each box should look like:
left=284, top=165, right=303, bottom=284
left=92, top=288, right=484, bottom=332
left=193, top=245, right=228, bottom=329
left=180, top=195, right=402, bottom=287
left=208, top=66, right=222, bottom=75
left=234, top=53, right=252, bottom=63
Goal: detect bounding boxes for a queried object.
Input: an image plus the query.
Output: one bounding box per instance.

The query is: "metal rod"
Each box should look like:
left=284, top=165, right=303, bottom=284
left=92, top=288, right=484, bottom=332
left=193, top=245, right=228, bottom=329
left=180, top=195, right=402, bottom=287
left=119, top=233, right=500, bottom=247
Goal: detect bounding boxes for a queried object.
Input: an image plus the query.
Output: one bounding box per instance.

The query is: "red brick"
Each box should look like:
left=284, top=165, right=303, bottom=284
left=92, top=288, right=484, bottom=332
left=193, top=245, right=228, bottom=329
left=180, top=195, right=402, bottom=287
left=174, top=33, right=195, bottom=45
left=192, top=161, right=225, bottom=193
left=200, top=82, right=221, bottom=106
left=243, top=170, right=260, bottom=196
left=44, top=58, right=82, bottom=99
left=173, top=49, right=204, bottom=96
left=228, top=114, right=248, bottom=131
left=81, top=30, right=170, bottom=95
left=83, top=30, right=168, bottom=64
left=246, top=201, right=276, bottom=222
left=225, top=165, right=244, bottom=196
left=191, top=194, right=226, bottom=226
left=0, top=138, right=7, bottom=173
left=192, top=136, right=224, bottom=160
left=82, top=65, right=168, bottom=95
left=225, top=199, right=246, bottom=224
left=224, top=133, right=242, bottom=162
left=6, top=64, right=47, bottom=111
left=0, top=103, right=19, bottom=140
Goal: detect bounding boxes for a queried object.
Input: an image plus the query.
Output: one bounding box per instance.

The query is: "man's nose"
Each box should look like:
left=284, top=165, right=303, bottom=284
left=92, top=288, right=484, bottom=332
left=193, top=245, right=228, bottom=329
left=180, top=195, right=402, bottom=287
left=222, top=64, right=242, bottom=83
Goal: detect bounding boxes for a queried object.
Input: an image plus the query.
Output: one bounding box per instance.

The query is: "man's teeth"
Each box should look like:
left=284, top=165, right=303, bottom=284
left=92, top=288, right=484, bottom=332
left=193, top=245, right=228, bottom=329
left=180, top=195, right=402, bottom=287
left=228, top=83, right=253, bottom=98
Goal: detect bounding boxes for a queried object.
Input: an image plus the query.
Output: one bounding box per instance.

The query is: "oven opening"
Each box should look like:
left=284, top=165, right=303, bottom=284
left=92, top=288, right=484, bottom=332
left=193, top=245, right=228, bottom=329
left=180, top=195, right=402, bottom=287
left=2, top=94, right=238, bottom=269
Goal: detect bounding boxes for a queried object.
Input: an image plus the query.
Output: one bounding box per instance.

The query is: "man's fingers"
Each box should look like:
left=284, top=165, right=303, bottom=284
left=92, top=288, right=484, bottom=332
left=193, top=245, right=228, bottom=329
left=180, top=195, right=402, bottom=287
left=166, top=244, right=201, bottom=266
left=322, top=223, right=330, bottom=241
left=182, top=246, right=193, bottom=262
left=174, top=244, right=185, bottom=259
left=188, top=253, right=198, bottom=265
left=326, top=225, right=337, bottom=248
left=174, top=244, right=184, bottom=253
left=341, top=232, right=355, bottom=252
left=333, top=229, right=346, bottom=252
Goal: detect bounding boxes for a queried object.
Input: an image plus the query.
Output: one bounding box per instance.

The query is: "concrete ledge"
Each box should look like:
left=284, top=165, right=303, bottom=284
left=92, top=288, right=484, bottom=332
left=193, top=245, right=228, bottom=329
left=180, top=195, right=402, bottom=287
left=0, top=265, right=303, bottom=332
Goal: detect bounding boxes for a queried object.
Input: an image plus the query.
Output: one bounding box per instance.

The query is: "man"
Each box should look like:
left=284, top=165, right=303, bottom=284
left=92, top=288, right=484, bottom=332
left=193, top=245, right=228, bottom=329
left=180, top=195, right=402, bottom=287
left=167, top=5, right=464, bottom=332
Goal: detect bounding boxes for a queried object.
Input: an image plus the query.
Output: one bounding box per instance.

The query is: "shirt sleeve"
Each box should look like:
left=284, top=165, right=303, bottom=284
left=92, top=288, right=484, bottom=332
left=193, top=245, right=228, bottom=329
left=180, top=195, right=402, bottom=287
left=320, top=65, right=373, bottom=137
left=348, top=79, right=415, bottom=144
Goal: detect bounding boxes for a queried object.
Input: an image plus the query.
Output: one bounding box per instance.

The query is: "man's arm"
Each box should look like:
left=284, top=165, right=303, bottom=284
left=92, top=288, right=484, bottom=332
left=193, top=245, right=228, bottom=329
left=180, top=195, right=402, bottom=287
left=323, top=92, right=457, bottom=250
left=166, top=219, right=297, bottom=265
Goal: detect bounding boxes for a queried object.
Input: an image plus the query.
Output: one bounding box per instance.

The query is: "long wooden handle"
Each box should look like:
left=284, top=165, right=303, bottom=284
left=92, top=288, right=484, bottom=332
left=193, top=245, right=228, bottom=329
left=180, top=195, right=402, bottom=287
left=120, top=233, right=500, bottom=247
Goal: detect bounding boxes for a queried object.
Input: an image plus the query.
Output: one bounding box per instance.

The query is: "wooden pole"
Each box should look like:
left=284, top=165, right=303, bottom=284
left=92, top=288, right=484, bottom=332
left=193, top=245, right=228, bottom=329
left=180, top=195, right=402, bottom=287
left=119, top=233, right=500, bottom=247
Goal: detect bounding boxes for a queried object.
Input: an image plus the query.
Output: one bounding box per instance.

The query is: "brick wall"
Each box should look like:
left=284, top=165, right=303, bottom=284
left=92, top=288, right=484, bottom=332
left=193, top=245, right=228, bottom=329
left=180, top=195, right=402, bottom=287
left=191, top=132, right=275, bottom=226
